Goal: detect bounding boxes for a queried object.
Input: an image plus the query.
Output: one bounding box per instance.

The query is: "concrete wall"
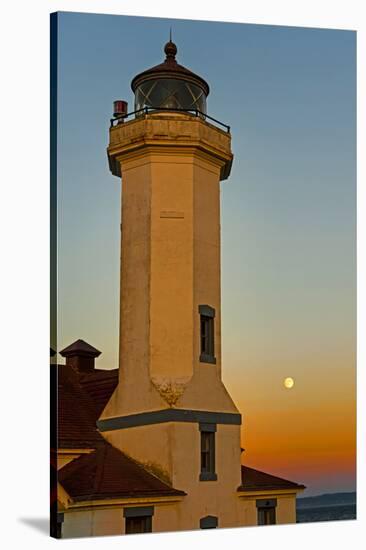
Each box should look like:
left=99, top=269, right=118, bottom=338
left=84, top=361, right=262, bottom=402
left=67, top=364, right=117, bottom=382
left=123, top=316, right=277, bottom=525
left=277, top=495, right=297, bottom=524
left=103, top=421, right=242, bottom=527
left=149, top=152, right=194, bottom=382
left=57, top=450, right=92, bottom=470
left=103, top=113, right=235, bottom=420
left=99, top=113, right=244, bottom=534
left=61, top=493, right=298, bottom=538
left=237, top=494, right=298, bottom=526
left=62, top=509, right=123, bottom=538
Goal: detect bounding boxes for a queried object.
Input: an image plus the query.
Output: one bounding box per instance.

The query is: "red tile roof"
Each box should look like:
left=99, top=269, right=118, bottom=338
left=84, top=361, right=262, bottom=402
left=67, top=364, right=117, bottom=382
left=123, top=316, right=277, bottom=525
left=79, top=369, right=118, bottom=419
left=238, top=466, right=305, bottom=492
left=57, top=358, right=185, bottom=501
left=56, top=339, right=303, bottom=502
left=59, top=442, right=185, bottom=501
left=57, top=365, right=105, bottom=449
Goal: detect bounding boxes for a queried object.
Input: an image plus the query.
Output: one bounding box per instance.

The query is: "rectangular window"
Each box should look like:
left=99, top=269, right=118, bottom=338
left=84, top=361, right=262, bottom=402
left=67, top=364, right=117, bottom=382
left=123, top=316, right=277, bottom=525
left=125, top=516, right=152, bottom=534
left=199, top=305, right=216, bottom=364
left=257, top=508, right=276, bottom=525
left=124, top=506, right=153, bottom=534
left=200, top=315, right=213, bottom=354
left=199, top=423, right=217, bottom=481
left=256, top=499, right=277, bottom=525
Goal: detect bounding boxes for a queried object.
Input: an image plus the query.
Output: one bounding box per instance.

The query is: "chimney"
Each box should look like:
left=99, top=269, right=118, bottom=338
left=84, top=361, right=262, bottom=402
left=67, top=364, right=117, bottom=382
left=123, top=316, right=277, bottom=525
left=60, top=339, right=101, bottom=373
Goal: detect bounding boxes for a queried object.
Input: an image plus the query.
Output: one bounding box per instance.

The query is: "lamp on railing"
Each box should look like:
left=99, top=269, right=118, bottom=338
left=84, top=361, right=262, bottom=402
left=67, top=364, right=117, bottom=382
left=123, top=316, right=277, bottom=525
left=113, top=100, right=128, bottom=123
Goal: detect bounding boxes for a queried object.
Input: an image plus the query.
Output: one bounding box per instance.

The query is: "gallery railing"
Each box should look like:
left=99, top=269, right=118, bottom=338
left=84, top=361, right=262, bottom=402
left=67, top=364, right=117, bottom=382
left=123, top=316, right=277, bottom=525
left=110, top=106, right=231, bottom=133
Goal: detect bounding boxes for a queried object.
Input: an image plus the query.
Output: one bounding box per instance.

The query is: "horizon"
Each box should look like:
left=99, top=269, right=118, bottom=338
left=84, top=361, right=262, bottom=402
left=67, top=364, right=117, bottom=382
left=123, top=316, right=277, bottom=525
left=56, top=12, right=356, bottom=497
left=297, top=490, right=356, bottom=499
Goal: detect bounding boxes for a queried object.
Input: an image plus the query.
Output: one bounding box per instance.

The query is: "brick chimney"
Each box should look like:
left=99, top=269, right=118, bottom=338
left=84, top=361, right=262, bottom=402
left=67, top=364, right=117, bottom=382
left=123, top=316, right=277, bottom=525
left=60, top=339, right=101, bottom=373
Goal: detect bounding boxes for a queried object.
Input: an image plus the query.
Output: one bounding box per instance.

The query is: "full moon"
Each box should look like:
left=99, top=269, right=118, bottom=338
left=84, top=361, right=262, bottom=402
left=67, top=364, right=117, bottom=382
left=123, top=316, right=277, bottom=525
left=284, top=377, right=294, bottom=389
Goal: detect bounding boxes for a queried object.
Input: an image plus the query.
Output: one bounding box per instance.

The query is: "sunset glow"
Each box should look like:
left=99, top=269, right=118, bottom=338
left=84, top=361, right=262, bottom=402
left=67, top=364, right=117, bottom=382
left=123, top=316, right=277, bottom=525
left=57, top=14, right=356, bottom=497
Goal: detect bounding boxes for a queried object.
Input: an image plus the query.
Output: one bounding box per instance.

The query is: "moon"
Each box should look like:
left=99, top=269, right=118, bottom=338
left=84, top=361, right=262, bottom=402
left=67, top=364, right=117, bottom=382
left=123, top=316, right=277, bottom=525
left=284, top=377, right=294, bottom=389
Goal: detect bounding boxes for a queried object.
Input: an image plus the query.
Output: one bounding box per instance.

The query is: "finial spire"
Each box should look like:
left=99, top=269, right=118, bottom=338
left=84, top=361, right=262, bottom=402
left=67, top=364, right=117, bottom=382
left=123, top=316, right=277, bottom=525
left=164, top=32, right=177, bottom=61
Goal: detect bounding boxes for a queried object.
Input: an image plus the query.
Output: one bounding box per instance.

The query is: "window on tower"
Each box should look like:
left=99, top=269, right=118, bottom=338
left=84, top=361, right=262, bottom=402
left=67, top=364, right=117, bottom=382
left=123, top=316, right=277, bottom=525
left=199, top=305, right=216, bottom=364
left=199, top=423, right=217, bottom=481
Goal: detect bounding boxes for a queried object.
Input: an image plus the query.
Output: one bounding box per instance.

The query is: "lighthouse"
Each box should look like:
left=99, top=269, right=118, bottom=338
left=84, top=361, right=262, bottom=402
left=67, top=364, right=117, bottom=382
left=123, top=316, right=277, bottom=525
left=100, top=38, right=243, bottom=528
left=55, top=34, right=305, bottom=538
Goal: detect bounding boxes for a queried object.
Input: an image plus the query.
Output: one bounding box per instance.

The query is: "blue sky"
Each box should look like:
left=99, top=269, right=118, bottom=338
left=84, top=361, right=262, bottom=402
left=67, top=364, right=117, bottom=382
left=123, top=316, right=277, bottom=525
left=56, top=12, right=356, bottom=495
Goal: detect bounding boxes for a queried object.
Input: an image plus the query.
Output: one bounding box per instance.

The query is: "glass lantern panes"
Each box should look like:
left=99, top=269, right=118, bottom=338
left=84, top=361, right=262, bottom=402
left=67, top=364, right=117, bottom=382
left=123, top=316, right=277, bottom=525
left=135, top=78, right=207, bottom=114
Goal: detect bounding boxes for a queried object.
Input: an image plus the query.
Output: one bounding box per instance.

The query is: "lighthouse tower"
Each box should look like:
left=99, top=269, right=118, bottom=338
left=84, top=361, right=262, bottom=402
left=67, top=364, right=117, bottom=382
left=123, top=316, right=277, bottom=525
left=100, top=39, right=242, bottom=529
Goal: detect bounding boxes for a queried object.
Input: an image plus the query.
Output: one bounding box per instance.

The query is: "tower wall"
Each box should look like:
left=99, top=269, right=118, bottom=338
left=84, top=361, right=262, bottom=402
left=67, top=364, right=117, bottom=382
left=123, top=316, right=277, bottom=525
left=149, top=152, right=195, bottom=383
left=103, top=113, right=236, bottom=419
left=102, top=113, right=241, bottom=526
left=193, top=157, right=222, bottom=378
left=101, top=421, right=242, bottom=529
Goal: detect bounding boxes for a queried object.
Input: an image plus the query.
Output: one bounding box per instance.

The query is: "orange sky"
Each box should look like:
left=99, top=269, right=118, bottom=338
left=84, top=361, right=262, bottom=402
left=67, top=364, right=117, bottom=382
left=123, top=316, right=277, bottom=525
left=224, top=353, right=356, bottom=495
left=56, top=15, right=356, bottom=498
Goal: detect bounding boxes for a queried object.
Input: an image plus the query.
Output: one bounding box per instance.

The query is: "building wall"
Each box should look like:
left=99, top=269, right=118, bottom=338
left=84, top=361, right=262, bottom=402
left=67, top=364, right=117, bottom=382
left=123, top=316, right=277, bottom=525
left=58, top=456, right=75, bottom=469
left=277, top=495, right=297, bottom=524
left=237, top=494, right=298, bottom=526
left=62, top=509, right=124, bottom=538
left=98, top=113, right=246, bottom=534
left=103, top=114, right=235, bottom=420
left=57, top=450, right=93, bottom=470
left=149, top=152, right=194, bottom=383
left=61, top=493, right=298, bottom=538
left=102, top=422, right=242, bottom=529
left=193, top=156, right=222, bottom=379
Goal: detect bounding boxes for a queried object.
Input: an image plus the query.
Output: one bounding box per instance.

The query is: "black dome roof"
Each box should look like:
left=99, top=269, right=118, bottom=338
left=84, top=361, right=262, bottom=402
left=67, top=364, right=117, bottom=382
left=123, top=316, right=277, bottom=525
left=131, top=40, right=210, bottom=97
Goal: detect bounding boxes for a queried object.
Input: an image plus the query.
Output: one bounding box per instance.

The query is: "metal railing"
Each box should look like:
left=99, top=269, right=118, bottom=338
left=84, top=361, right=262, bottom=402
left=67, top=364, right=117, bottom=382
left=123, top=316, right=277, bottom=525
left=110, top=106, right=230, bottom=133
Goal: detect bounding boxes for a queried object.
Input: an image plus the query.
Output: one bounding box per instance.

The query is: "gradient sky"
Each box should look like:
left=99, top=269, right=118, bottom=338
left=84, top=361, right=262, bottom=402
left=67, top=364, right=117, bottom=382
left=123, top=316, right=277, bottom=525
left=56, top=12, right=356, bottom=496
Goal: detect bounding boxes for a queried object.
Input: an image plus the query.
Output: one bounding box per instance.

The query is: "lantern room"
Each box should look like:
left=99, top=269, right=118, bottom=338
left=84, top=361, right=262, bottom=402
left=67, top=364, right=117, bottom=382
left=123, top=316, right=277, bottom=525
left=131, top=39, right=210, bottom=114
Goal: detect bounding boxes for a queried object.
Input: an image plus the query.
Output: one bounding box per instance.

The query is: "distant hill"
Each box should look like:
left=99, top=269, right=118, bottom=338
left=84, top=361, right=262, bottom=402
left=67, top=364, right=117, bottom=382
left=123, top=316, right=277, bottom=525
left=297, top=492, right=356, bottom=509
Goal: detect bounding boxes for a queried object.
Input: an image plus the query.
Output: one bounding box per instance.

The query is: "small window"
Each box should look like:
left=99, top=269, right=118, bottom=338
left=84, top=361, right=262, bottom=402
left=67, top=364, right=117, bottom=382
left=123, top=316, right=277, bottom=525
left=199, top=423, right=217, bottom=481
left=199, top=305, right=216, bottom=364
left=200, top=515, right=218, bottom=529
left=125, top=516, right=152, bottom=534
left=124, top=506, right=153, bottom=534
left=256, top=499, right=277, bottom=526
